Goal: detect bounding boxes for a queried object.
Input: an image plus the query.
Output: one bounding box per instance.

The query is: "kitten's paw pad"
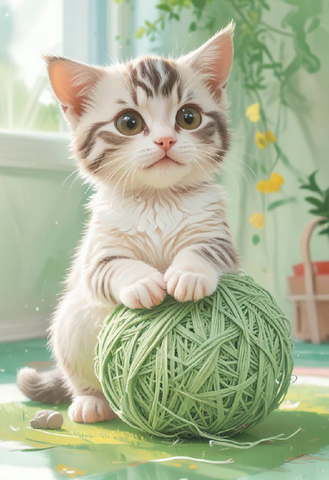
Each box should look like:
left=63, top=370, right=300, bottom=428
left=120, top=272, right=166, bottom=309
left=164, top=269, right=217, bottom=302
left=68, top=396, right=115, bottom=424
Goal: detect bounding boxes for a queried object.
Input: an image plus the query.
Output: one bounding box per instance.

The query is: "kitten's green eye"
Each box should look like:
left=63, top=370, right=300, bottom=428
left=116, top=111, right=144, bottom=136
left=176, top=106, right=201, bottom=130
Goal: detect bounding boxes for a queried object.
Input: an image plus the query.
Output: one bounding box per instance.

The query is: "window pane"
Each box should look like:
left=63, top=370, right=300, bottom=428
left=0, top=0, right=63, bottom=132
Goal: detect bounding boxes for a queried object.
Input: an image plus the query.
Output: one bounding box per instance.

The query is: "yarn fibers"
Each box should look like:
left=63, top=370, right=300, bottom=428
left=96, top=273, right=294, bottom=440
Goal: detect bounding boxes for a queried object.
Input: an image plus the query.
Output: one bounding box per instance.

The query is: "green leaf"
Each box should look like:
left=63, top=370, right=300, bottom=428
left=145, top=20, right=154, bottom=28
left=283, top=56, right=302, bottom=80
left=156, top=3, right=172, bottom=12
left=324, top=188, right=329, bottom=210
left=307, top=17, right=320, bottom=33
left=191, top=0, right=206, bottom=9
left=300, top=185, right=316, bottom=192
left=296, top=39, right=321, bottom=74
left=319, top=225, right=329, bottom=236
left=259, top=0, right=270, bottom=10
left=308, top=208, right=328, bottom=216
left=268, top=197, right=296, bottom=211
left=300, top=170, right=322, bottom=194
left=252, top=234, right=260, bottom=245
left=261, top=63, right=283, bottom=70
left=308, top=171, right=321, bottom=190
left=134, top=26, right=146, bottom=39
left=305, top=196, right=324, bottom=209
left=204, top=18, right=215, bottom=31
left=189, top=21, right=197, bottom=32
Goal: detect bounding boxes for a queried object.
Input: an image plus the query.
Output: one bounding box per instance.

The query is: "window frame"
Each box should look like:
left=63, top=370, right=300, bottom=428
left=0, top=130, right=72, bottom=171
left=0, top=0, right=107, bottom=173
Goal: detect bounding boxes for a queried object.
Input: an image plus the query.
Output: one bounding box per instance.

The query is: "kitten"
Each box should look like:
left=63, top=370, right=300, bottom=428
left=17, top=23, right=239, bottom=424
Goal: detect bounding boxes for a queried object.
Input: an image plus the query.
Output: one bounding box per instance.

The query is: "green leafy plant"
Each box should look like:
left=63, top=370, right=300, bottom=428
left=300, top=171, right=329, bottom=237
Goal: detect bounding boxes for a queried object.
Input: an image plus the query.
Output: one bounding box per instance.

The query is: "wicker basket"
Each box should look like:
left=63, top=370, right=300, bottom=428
left=287, top=217, right=329, bottom=344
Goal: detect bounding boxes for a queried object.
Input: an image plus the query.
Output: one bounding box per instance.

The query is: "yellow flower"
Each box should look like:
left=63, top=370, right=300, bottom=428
left=266, top=130, right=277, bottom=143
left=257, top=180, right=271, bottom=193
left=257, top=172, right=285, bottom=194
left=269, top=172, right=284, bottom=190
left=249, top=213, right=265, bottom=230
left=255, top=131, right=268, bottom=149
left=246, top=103, right=260, bottom=122
left=255, top=130, right=277, bottom=149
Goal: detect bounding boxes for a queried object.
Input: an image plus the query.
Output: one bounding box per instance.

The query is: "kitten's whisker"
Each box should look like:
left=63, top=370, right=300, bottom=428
left=111, top=165, right=133, bottom=198
left=121, top=163, right=136, bottom=202
left=222, top=161, right=255, bottom=190
left=62, top=167, right=80, bottom=188
left=104, top=158, right=133, bottom=186
left=214, top=145, right=264, bottom=167
left=191, top=156, right=213, bottom=182
left=91, top=152, right=132, bottom=174
left=191, top=145, right=258, bottom=180
left=195, top=148, right=256, bottom=189
left=194, top=146, right=253, bottom=191
left=105, top=162, right=131, bottom=185
left=221, top=163, right=240, bottom=192
left=230, top=132, right=249, bottom=141
left=199, top=150, right=256, bottom=186
left=81, top=182, right=93, bottom=200
left=68, top=170, right=84, bottom=194
left=187, top=147, right=255, bottom=190
left=131, top=162, right=142, bottom=199
left=211, top=151, right=258, bottom=180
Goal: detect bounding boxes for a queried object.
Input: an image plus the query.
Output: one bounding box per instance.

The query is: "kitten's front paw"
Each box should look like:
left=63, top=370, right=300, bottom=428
left=164, top=267, right=217, bottom=302
left=68, top=395, right=116, bottom=424
left=119, top=272, right=166, bottom=309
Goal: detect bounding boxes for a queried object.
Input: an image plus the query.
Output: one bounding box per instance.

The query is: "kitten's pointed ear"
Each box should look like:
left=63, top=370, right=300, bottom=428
left=45, top=56, right=104, bottom=128
left=179, top=21, right=235, bottom=98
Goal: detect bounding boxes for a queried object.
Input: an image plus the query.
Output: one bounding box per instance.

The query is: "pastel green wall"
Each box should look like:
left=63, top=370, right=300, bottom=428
left=0, top=167, right=86, bottom=336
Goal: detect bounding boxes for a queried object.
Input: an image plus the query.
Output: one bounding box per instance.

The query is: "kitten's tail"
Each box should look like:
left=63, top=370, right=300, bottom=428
left=17, top=367, right=71, bottom=404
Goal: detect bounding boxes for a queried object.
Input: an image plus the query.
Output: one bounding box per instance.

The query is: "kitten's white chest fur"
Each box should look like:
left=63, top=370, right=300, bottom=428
left=91, top=184, right=224, bottom=271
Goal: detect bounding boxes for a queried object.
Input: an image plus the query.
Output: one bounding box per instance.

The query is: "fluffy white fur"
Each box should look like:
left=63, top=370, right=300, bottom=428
left=17, top=23, right=240, bottom=424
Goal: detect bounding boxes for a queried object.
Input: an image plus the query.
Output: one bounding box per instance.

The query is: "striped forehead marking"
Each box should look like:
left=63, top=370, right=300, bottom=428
left=126, top=57, right=182, bottom=105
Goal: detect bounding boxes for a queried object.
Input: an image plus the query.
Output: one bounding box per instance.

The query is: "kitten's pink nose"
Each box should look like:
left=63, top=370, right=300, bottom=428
left=154, top=137, right=176, bottom=152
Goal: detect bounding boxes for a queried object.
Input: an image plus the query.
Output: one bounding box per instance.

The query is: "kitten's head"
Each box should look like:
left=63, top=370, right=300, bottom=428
left=47, top=22, right=234, bottom=192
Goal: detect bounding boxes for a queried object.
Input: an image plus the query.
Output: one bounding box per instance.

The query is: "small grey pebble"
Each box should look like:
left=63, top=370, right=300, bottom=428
left=30, top=409, right=64, bottom=430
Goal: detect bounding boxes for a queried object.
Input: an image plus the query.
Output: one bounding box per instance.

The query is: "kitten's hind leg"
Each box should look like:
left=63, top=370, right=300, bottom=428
left=68, top=391, right=116, bottom=424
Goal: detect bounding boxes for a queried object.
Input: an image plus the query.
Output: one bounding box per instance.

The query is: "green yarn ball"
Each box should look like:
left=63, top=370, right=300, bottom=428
left=96, top=273, right=294, bottom=440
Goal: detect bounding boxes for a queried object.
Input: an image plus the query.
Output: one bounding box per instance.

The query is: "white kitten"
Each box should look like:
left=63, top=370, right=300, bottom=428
left=17, top=23, right=239, bottom=424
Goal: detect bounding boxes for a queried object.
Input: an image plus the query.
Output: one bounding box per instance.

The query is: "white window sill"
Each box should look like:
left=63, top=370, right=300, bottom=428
left=0, top=130, right=74, bottom=172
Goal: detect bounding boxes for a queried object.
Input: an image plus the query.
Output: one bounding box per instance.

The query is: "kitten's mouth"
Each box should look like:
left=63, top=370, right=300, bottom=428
left=146, top=155, right=183, bottom=169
